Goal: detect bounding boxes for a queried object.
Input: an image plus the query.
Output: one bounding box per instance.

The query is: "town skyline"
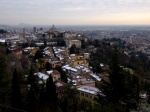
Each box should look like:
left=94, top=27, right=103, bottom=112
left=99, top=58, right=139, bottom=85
left=0, top=0, right=150, bottom=25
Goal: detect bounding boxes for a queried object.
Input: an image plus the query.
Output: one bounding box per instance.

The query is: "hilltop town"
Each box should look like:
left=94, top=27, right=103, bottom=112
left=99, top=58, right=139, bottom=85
left=0, top=25, right=150, bottom=112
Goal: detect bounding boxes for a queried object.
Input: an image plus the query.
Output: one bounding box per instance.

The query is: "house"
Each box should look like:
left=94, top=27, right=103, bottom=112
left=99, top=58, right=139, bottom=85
left=50, top=60, right=63, bottom=68
left=72, top=75, right=95, bottom=88
left=62, top=65, right=81, bottom=77
left=77, top=86, right=104, bottom=103
left=83, top=53, right=90, bottom=59
left=55, top=80, right=68, bottom=98
left=47, top=70, right=61, bottom=82
left=34, top=72, right=49, bottom=83
left=23, top=47, right=39, bottom=56
left=69, top=39, right=81, bottom=48
left=70, top=54, right=89, bottom=67
left=8, top=45, right=23, bottom=58
left=51, top=70, right=61, bottom=82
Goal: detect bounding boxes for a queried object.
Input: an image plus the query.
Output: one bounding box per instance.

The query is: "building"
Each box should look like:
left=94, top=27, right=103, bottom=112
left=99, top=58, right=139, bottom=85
left=77, top=86, right=104, bottom=103
left=8, top=45, right=23, bottom=58
left=34, top=72, right=49, bottom=83
left=33, top=27, right=36, bottom=33
left=70, top=54, right=89, bottom=67
left=47, top=70, right=61, bottom=82
left=55, top=80, right=68, bottom=98
left=23, top=47, right=39, bottom=56
left=50, top=60, right=63, bottom=69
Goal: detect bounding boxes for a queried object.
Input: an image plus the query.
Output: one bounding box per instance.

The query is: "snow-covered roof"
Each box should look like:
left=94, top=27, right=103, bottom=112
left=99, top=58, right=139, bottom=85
left=44, top=50, right=51, bottom=55
left=100, top=63, right=104, bottom=67
left=90, top=74, right=101, bottom=81
left=77, top=86, right=100, bottom=95
left=35, top=42, right=44, bottom=45
left=84, top=53, right=89, bottom=54
left=76, top=76, right=81, bottom=79
left=62, top=65, right=77, bottom=72
left=0, top=39, right=5, bottom=43
left=70, top=54, right=76, bottom=56
left=46, top=70, right=53, bottom=74
left=55, top=82, right=63, bottom=87
left=35, top=72, right=49, bottom=80
left=7, top=35, right=19, bottom=40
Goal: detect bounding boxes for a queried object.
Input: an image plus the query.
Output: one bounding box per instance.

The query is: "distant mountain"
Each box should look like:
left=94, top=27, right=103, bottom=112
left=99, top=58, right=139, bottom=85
left=18, top=23, right=32, bottom=27
left=0, top=25, right=11, bottom=29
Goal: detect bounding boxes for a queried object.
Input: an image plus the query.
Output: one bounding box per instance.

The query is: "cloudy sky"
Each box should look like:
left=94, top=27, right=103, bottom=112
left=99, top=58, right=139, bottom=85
left=0, top=0, right=150, bottom=25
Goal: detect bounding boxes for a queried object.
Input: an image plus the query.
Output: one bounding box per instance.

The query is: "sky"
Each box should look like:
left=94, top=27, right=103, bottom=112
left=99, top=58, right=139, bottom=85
left=0, top=0, right=150, bottom=25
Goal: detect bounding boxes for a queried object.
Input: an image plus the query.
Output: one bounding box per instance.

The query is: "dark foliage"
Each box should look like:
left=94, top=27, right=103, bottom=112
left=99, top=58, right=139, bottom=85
left=34, top=50, right=43, bottom=60
left=45, top=62, right=52, bottom=71
left=11, top=69, right=21, bottom=112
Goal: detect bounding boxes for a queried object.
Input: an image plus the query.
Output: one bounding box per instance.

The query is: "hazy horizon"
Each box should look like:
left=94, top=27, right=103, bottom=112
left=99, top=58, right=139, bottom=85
left=0, top=0, right=150, bottom=25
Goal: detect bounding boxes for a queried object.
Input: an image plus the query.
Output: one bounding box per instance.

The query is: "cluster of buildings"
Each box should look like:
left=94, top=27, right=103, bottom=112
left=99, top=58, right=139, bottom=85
left=0, top=25, right=105, bottom=103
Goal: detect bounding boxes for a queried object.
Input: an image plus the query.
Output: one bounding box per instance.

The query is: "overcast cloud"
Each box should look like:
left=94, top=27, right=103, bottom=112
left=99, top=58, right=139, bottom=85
left=0, top=0, right=150, bottom=25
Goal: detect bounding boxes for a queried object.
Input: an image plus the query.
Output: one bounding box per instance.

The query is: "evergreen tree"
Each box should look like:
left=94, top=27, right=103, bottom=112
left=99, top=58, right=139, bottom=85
left=34, top=50, right=43, bottom=60
left=45, top=62, right=52, bottom=71
left=44, top=39, right=47, bottom=48
left=60, top=97, right=68, bottom=112
left=26, top=88, right=38, bottom=112
left=28, top=65, right=38, bottom=91
left=45, top=75, right=57, bottom=111
left=69, top=44, right=76, bottom=54
left=11, top=68, right=21, bottom=112
left=107, top=48, right=125, bottom=103
left=61, top=71, right=68, bottom=83
left=26, top=65, right=39, bottom=112
left=39, top=84, right=45, bottom=111
left=55, top=66, right=67, bottom=83
left=102, top=47, right=138, bottom=111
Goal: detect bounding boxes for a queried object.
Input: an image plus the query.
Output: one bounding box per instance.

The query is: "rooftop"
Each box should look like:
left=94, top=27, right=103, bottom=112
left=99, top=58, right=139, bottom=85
left=77, top=86, right=100, bottom=95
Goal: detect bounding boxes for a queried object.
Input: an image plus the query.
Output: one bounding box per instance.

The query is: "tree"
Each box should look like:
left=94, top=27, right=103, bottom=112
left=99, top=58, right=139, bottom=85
left=38, top=58, right=45, bottom=69
left=102, top=47, right=138, bottom=111
left=69, top=44, right=76, bottom=54
left=107, top=48, right=125, bottom=103
left=55, top=66, right=67, bottom=83
left=45, top=62, right=52, bottom=71
left=26, top=88, right=39, bottom=112
left=26, top=65, right=39, bottom=112
left=39, top=84, right=46, bottom=111
left=11, top=68, right=21, bottom=112
left=34, top=50, right=43, bottom=60
left=20, top=55, right=31, bottom=70
left=45, top=75, right=57, bottom=111
left=0, top=51, right=10, bottom=105
left=27, top=65, right=39, bottom=92
left=44, top=39, right=47, bottom=48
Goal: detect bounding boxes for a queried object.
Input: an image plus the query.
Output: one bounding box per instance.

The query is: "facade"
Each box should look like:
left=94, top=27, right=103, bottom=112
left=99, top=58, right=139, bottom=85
left=9, top=46, right=23, bottom=58
left=83, top=53, right=90, bottom=59
left=51, top=70, right=61, bottom=82
left=50, top=61, right=63, bottom=68
left=64, top=38, right=81, bottom=48
left=70, top=54, right=89, bottom=67
left=37, top=58, right=46, bottom=69
left=23, top=47, right=39, bottom=55
left=69, top=39, right=81, bottom=48
left=77, top=86, right=103, bottom=103
left=47, top=70, right=61, bottom=82
left=29, top=47, right=40, bottom=56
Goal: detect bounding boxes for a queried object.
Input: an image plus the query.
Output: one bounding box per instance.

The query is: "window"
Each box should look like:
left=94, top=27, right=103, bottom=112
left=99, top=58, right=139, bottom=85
left=90, top=96, right=92, bottom=99
left=86, top=94, right=88, bottom=98
left=81, top=92, right=84, bottom=96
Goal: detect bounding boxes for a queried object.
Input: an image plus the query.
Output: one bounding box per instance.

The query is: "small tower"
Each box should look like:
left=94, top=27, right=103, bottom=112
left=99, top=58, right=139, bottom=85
left=33, top=27, right=36, bottom=33
left=50, top=24, right=56, bottom=31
